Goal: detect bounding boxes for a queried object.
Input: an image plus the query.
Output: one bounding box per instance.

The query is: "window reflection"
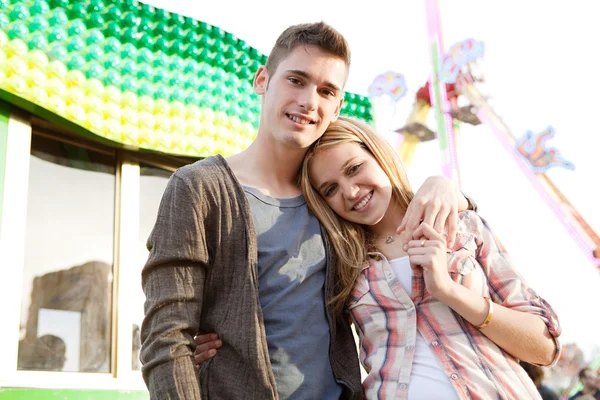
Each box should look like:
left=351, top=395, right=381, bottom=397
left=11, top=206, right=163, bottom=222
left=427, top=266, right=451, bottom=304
left=133, top=163, right=171, bottom=370
left=17, top=134, right=116, bottom=373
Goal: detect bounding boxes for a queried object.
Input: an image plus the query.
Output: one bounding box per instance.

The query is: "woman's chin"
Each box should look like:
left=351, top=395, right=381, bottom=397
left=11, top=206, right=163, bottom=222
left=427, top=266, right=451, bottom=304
left=357, top=214, right=385, bottom=228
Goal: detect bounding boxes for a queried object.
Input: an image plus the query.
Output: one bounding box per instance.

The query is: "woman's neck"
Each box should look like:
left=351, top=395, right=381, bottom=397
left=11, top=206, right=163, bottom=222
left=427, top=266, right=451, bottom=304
left=368, top=202, right=405, bottom=239
left=367, top=203, right=409, bottom=260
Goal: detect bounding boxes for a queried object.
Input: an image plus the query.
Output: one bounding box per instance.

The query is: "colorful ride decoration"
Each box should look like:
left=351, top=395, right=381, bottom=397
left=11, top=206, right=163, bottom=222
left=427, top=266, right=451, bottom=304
left=423, top=0, right=460, bottom=184
left=440, top=38, right=484, bottom=84
left=0, top=0, right=373, bottom=158
left=395, top=80, right=436, bottom=166
left=459, top=78, right=600, bottom=268
left=367, top=70, right=407, bottom=102
left=367, top=70, right=406, bottom=147
left=515, top=127, right=575, bottom=173
left=397, top=2, right=478, bottom=175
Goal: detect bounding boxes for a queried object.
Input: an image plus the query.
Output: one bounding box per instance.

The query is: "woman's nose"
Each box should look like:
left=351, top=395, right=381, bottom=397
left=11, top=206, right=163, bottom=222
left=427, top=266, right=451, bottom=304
left=343, top=183, right=360, bottom=200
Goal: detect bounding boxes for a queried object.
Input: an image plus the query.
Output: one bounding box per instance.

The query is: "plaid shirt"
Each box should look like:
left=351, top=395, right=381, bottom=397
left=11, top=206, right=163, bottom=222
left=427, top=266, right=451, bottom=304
left=349, top=211, right=561, bottom=400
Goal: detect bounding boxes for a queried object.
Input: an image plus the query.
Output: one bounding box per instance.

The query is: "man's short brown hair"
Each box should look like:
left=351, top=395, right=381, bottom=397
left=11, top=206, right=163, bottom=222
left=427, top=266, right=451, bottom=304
left=265, top=21, right=351, bottom=78
left=579, top=367, right=594, bottom=380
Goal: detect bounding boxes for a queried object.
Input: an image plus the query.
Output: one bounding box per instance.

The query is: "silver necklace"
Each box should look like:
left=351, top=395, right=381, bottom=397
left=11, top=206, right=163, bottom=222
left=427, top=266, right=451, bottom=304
left=373, top=235, right=396, bottom=244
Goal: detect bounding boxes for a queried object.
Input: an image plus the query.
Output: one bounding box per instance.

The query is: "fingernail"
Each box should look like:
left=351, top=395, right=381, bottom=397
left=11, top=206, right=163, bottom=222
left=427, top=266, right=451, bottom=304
left=403, top=244, right=408, bottom=251
left=211, top=333, right=218, bottom=339
left=208, top=349, right=216, bottom=357
left=216, top=340, right=223, bottom=347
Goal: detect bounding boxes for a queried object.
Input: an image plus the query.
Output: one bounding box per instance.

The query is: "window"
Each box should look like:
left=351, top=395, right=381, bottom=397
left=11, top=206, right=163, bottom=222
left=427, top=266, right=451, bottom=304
left=0, top=112, right=197, bottom=391
left=17, top=133, right=116, bottom=373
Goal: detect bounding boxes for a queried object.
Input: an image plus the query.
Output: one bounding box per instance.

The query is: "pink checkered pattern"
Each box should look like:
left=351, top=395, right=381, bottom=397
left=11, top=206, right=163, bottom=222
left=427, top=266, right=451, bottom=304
left=349, top=211, right=561, bottom=400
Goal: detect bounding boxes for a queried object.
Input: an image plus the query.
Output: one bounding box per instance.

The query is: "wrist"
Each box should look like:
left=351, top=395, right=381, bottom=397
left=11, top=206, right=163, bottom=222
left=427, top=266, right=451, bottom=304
left=475, top=296, right=494, bottom=329
left=431, top=279, right=460, bottom=303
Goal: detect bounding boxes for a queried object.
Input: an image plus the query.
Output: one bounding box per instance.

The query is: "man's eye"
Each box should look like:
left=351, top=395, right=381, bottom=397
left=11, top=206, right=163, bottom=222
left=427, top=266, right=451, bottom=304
left=288, top=77, right=301, bottom=84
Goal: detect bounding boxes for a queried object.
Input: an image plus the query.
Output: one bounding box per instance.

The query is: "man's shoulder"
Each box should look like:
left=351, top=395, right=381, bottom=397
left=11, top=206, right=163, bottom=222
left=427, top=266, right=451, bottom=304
left=176, top=155, right=225, bottom=175
left=568, top=390, right=582, bottom=400
left=567, top=390, right=600, bottom=400
left=175, top=155, right=235, bottom=186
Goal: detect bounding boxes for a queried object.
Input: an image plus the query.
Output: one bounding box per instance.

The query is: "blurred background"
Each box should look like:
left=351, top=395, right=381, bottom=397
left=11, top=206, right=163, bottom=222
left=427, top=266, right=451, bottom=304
left=0, top=1, right=597, bottom=398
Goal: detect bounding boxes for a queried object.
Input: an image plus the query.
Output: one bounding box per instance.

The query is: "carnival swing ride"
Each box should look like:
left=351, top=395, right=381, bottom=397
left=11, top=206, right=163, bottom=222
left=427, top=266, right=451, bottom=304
left=366, top=0, right=600, bottom=271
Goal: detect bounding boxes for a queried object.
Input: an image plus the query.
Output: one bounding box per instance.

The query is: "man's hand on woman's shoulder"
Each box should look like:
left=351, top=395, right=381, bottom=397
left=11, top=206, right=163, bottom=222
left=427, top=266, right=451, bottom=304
left=397, top=175, right=469, bottom=249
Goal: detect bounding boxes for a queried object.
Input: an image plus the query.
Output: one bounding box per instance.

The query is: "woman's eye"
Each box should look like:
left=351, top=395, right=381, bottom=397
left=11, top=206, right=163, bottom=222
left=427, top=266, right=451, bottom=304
left=348, top=164, right=361, bottom=174
left=324, top=186, right=336, bottom=197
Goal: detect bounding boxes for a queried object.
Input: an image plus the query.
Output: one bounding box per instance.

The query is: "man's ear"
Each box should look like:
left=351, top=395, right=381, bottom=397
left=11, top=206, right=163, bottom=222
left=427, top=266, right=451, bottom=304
left=331, top=96, right=344, bottom=122
left=254, top=66, right=268, bottom=95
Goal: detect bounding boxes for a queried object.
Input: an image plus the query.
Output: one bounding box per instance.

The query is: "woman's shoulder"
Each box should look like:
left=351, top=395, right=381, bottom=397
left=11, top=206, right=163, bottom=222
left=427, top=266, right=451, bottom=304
left=456, top=210, right=485, bottom=236
left=453, top=211, right=486, bottom=251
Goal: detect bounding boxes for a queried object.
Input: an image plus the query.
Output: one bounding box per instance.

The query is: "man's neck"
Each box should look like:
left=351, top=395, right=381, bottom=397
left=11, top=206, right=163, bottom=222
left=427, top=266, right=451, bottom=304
left=226, top=139, right=308, bottom=199
left=582, top=386, right=598, bottom=395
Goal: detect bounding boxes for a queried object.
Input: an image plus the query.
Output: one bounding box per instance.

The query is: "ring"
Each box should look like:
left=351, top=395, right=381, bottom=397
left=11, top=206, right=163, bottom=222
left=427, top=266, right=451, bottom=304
left=420, top=240, right=425, bottom=247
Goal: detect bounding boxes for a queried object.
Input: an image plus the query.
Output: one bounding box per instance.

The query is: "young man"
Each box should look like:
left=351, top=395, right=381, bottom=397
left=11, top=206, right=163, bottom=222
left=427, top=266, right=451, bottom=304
left=570, top=367, right=600, bottom=400
left=140, top=22, right=474, bottom=399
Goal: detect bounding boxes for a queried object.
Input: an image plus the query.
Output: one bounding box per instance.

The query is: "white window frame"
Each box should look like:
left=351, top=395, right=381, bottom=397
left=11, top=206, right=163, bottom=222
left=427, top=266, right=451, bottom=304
left=0, top=108, right=33, bottom=384
left=0, top=113, right=190, bottom=391
left=110, top=154, right=182, bottom=388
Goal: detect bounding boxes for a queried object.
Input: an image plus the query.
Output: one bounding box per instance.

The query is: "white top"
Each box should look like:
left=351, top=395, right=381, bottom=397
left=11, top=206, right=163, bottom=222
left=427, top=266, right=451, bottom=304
left=388, top=256, right=459, bottom=399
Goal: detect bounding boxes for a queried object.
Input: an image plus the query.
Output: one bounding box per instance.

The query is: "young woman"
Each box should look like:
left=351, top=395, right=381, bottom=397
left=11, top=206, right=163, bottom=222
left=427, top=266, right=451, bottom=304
left=299, top=117, right=561, bottom=399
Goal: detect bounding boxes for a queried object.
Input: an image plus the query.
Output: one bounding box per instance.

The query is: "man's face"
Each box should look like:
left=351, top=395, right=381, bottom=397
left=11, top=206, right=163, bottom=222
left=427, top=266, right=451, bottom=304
left=582, top=370, right=599, bottom=390
left=254, top=45, right=347, bottom=150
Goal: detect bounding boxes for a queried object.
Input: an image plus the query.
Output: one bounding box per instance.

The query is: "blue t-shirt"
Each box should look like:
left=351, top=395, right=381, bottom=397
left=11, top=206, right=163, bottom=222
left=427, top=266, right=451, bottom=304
left=244, top=186, right=341, bottom=400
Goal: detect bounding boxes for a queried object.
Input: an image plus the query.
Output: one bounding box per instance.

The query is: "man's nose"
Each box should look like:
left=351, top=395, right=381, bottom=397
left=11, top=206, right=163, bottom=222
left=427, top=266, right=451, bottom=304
left=298, top=87, right=318, bottom=111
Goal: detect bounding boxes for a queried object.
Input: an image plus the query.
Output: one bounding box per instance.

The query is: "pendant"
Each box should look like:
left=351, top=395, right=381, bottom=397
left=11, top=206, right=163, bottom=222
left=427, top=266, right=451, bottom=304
left=385, top=235, right=395, bottom=244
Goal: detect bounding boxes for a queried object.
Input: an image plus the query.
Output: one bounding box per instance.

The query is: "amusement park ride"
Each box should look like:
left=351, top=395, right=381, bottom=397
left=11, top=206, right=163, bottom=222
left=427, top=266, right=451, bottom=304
left=369, top=0, right=600, bottom=271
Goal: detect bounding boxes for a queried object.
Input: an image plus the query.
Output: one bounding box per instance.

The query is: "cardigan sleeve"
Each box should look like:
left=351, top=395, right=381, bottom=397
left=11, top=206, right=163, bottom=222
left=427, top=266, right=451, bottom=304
left=140, top=172, right=209, bottom=399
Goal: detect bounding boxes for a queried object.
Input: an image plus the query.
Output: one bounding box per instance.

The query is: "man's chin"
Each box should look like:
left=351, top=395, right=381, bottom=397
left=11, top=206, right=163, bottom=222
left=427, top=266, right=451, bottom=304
left=280, top=132, right=321, bottom=150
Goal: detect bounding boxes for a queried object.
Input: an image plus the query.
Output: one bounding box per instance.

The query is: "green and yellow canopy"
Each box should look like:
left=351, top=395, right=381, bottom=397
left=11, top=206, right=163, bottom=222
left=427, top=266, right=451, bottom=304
left=0, top=0, right=373, bottom=157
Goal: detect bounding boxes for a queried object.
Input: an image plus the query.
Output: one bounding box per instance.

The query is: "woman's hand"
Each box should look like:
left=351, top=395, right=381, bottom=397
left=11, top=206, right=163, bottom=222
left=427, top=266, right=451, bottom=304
left=193, top=333, right=222, bottom=368
left=406, top=223, right=455, bottom=299
left=407, top=218, right=559, bottom=366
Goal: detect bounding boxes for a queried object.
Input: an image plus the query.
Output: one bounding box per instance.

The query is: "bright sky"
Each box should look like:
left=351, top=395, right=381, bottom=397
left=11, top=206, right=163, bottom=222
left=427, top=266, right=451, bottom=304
left=139, top=0, right=599, bottom=359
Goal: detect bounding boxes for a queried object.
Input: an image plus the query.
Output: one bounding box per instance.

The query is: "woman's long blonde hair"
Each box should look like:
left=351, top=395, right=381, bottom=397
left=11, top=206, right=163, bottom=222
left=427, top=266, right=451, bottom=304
left=300, top=116, right=414, bottom=311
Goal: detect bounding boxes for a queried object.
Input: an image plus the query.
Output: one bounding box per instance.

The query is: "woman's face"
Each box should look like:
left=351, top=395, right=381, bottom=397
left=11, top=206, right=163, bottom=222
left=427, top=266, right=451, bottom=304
left=309, top=142, right=393, bottom=226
